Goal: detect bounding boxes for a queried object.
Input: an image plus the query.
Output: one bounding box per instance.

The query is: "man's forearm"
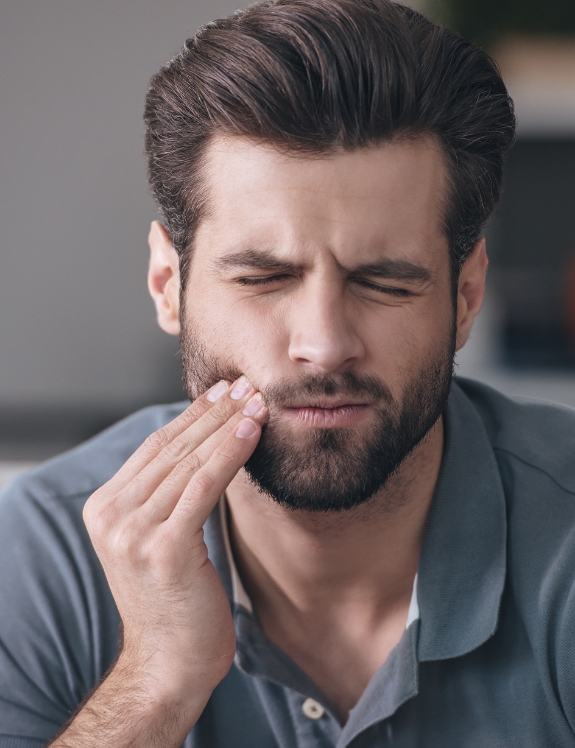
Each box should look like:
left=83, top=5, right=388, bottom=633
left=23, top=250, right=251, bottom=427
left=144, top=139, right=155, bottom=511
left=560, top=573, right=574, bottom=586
left=48, top=657, right=210, bottom=748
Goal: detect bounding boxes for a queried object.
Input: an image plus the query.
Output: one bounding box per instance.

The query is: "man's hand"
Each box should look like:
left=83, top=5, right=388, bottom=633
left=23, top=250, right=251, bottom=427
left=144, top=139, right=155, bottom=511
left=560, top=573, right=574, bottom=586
left=50, top=377, right=267, bottom=747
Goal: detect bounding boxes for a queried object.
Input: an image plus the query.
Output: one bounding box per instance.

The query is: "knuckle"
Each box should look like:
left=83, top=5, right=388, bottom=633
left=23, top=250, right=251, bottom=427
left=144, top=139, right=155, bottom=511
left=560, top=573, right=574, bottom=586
left=216, top=441, right=242, bottom=464
left=82, top=495, right=96, bottom=527
left=83, top=497, right=110, bottom=539
left=184, top=400, right=208, bottom=420
left=84, top=484, right=105, bottom=514
left=161, top=436, right=191, bottom=463
left=154, top=452, right=203, bottom=498
left=110, top=521, right=141, bottom=561
left=143, top=428, right=172, bottom=452
left=82, top=488, right=107, bottom=527
left=191, top=470, right=216, bottom=496
left=179, top=450, right=202, bottom=474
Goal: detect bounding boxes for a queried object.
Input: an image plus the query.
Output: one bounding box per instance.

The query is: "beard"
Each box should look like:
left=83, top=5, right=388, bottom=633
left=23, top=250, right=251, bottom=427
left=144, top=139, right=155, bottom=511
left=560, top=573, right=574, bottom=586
left=180, top=322, right=455, bottom=513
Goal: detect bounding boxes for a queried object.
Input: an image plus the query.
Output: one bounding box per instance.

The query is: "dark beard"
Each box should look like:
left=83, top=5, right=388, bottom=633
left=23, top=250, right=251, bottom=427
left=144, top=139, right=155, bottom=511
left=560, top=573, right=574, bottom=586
left=180, top=325, right=454, bottom=513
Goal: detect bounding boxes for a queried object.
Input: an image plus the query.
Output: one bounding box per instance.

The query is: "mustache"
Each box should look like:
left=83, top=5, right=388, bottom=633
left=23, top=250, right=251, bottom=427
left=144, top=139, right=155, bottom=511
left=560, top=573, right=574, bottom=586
left=261, top=371, right=393, bottom=409
left=179, top=334, right=393, bottom=407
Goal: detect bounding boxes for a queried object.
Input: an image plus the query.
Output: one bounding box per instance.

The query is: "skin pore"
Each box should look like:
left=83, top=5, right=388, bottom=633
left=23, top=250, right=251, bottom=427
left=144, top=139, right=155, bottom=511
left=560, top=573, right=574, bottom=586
left=148, top=135, right=487, bottom=722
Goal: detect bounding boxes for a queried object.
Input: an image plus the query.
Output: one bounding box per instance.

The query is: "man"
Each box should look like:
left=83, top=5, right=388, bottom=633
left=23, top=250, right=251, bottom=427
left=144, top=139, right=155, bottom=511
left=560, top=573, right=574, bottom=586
left=3, top=0, right=575, bottom=745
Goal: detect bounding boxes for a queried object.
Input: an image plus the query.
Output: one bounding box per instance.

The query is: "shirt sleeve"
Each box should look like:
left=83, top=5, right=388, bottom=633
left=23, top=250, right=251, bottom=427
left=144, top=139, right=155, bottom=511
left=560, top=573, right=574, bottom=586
left=0, top=471, right=120, bottom=745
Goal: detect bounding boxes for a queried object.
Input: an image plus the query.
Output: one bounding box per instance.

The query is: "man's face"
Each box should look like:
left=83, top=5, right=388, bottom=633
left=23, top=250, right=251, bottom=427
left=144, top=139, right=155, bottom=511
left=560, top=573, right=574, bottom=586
left=180, top=136, right=456, bottom=511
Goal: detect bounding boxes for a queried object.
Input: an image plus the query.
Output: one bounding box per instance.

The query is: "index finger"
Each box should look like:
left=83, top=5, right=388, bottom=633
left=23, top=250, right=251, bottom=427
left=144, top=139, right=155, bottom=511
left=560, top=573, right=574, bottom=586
left=103, top=379, right=233, bottom=493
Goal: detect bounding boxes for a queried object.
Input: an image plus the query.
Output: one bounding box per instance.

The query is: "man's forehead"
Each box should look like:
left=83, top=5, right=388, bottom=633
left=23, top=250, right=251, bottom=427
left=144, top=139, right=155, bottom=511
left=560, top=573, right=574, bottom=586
left=195, top=134, right=449, bottom=266
left=202, top=133, right=446, bottom=197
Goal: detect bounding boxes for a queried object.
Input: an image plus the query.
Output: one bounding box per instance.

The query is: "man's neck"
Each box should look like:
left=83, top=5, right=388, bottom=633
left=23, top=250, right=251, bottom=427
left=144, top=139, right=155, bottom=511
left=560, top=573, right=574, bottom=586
left=224, top=417, right=444, bottom=720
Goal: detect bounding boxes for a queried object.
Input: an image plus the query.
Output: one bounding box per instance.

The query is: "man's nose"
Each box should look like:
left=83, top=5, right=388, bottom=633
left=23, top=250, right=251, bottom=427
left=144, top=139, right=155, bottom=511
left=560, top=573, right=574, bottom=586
left=287, top=282, right=365, bottom=373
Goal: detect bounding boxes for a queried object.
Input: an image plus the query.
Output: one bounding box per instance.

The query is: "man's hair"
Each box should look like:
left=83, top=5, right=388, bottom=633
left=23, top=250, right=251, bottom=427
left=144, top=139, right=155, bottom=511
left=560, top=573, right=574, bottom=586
left=144, top=0, right=515, bottom=287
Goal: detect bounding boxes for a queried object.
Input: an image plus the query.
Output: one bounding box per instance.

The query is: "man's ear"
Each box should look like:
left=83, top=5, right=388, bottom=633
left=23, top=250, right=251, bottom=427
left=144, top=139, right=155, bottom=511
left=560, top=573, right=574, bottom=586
left=455, top=236, right=488, bottom=351
left=148, top=221, right=181, bottom=336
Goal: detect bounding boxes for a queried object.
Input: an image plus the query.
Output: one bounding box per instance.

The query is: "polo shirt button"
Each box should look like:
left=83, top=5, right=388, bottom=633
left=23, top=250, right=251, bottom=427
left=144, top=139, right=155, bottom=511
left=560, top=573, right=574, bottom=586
left=302, top=698, right=325, bottom=720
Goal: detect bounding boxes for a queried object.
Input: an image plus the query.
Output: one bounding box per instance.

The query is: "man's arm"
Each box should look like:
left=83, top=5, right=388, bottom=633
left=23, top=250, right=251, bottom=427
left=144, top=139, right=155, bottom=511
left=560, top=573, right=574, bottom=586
left=49, top=378, right=266, bottom=747
left=48, top=656, right=208, bottom=748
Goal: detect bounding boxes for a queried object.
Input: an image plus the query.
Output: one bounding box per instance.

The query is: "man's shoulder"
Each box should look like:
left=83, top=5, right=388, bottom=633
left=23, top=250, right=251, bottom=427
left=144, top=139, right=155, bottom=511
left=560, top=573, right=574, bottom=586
left=456, top=376, right=575, bottom=496
left=6, top=401, right=189, bottom=503
left=453, top=379, right=575, bottom=678
left=0, top=400, right=189, bottom=589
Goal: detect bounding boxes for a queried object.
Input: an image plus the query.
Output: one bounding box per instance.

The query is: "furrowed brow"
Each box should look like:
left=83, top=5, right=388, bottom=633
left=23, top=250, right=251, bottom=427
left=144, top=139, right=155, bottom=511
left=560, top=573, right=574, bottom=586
left=353, top=259, right=432, bottom=284
left=212, top=249, right=300, bottom=273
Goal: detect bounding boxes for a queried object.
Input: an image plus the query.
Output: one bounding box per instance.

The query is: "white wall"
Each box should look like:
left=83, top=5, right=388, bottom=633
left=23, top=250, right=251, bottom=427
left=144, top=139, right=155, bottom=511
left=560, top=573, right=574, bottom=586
left=0, top=0, right=239, bottom=410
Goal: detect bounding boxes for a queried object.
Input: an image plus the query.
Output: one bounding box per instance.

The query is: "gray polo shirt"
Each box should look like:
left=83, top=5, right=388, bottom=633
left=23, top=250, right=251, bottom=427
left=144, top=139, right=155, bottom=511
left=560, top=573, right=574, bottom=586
left=2, top=377, right=575, bottom=747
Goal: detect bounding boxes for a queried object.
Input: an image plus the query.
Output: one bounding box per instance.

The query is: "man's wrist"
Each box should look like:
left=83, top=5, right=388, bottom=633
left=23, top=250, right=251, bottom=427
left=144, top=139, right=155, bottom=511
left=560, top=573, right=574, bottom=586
left=49, top=652, right=214, bottom=748
left=111, top=649, right=216, bottom=720
left=115, top=637, right=226, bottom=699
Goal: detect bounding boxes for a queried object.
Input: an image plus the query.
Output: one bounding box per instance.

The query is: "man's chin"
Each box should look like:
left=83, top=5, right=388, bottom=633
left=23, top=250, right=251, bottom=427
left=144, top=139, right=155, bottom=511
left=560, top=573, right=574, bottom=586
left=255, top=417, right=376, bottom=461
left=243, top=424, right=392, bottom=513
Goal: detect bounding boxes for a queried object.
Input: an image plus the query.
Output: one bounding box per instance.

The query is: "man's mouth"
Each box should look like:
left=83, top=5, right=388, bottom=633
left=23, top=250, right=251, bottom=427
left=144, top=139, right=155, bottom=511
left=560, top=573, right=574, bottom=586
left=281, top=400, right=371, bottom=428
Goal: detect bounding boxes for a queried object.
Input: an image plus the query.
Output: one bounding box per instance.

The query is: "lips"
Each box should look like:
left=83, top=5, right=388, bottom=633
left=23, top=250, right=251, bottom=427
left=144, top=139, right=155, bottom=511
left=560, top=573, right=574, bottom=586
left=283, top=397, right=369, bottom=409
left=282, top=403, right=370, bottom=428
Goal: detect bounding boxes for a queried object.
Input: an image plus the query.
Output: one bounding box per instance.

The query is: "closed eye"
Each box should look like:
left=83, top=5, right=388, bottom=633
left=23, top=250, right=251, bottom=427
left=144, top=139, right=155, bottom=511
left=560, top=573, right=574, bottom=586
left=235, top=275, right=413, bottom=295
left=353, top=279, right=413, bottom=297
left=236, top=274, right=293, bottom=286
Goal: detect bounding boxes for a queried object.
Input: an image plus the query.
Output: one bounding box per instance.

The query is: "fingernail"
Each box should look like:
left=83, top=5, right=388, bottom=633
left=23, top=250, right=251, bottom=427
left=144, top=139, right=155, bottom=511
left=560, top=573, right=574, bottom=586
left=230, top=376, right=251, bottom=400
left=236, top=419, right=258, bottom=439
left=242, top=393, right=263, bottom=416
left=206, top=380, right=229, bottom=402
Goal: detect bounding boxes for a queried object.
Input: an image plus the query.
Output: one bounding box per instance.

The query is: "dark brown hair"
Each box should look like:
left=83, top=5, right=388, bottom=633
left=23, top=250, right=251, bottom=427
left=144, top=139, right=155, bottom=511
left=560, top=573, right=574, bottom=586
left=144, top=0, right=515, bottom=287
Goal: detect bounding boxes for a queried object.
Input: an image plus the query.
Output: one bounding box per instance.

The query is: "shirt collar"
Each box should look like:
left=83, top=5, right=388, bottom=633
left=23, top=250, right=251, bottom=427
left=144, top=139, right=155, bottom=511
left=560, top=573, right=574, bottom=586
left=218, top=496, right=253, bottom=613
left=416, top=379, right=507, bottom=661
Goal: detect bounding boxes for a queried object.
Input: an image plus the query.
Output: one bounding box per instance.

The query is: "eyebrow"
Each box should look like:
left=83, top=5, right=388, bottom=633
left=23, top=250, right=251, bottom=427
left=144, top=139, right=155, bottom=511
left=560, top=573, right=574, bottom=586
left=212, top=249, right=302, bottom=274
left=212, top=249, right=432, bottom=284
left=352, top=259, right=432, bottom=284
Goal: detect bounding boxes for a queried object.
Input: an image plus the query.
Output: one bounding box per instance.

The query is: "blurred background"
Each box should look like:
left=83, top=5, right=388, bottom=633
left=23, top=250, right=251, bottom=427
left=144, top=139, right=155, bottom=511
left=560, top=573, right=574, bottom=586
left=2, top=0, right=575, bottom=486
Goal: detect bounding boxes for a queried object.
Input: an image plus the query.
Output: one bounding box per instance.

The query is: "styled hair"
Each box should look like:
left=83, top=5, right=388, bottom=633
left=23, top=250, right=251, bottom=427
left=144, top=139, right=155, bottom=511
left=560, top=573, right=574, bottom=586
left=144, top=0, right=515, bottom=287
